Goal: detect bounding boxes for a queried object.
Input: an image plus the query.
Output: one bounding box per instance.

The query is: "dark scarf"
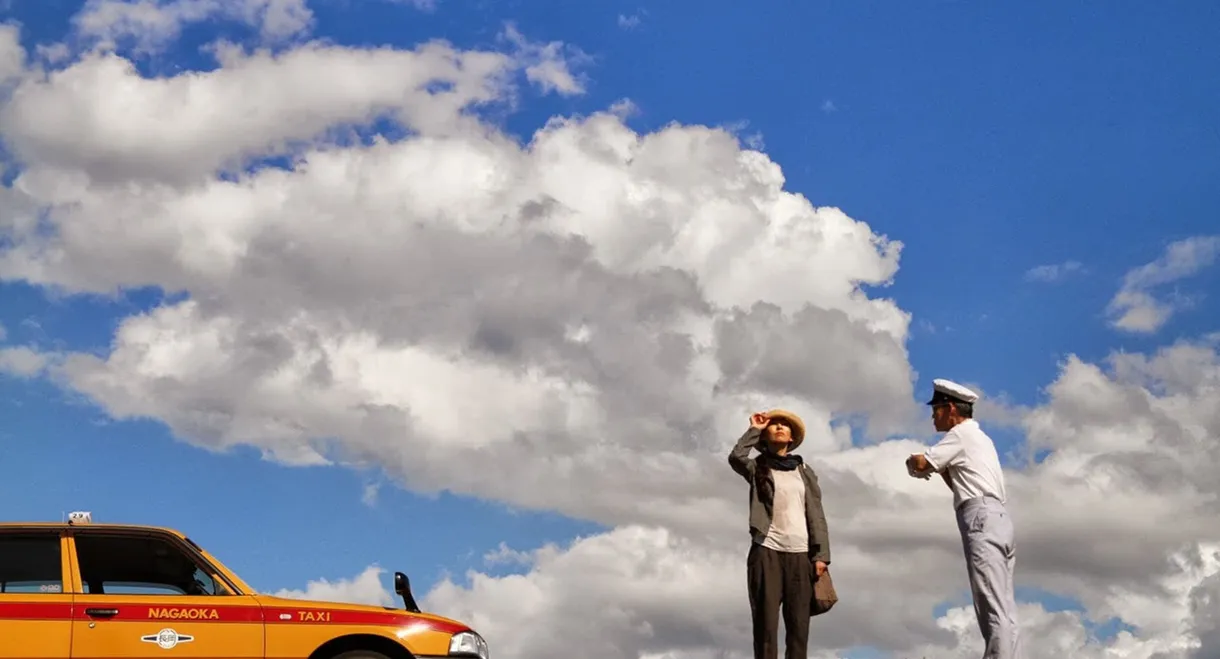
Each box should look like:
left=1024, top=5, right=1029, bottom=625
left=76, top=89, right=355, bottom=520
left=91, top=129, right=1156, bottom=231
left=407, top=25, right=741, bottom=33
left=758, top=448, right=803, bottom=471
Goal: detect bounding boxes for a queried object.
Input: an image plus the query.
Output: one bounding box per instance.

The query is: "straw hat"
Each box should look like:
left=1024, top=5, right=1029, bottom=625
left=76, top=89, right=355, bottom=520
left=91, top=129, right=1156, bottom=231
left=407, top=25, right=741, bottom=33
left=764, top=409, right=806, bottom=451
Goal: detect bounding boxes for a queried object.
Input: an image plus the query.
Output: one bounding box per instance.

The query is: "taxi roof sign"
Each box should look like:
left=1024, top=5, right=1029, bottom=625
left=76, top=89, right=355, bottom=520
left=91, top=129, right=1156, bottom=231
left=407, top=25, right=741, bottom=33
left=67, top=511, right=92, bottom=525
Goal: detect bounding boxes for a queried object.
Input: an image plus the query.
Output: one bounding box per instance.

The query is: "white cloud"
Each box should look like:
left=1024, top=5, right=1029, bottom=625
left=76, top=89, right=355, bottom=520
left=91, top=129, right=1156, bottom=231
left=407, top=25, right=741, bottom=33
left=300, top=533, right=1220, bottom=659
left=299, top=339, right=1220, bottom=657
left=618, top=13, right=643, bottom=30
left=0, top=346, right=48, bottom=377
left=3, top=9, right=1220, bottom=658
left=271, top=564, right=396, bottom=608
left=0, top=22, right=26, bottom=85
left=1025, top=259, right=1083, bottom=283
left=71, top=0, right=314, bottom=53
left=500, top=23, right=588, bottom=97
left=0, top=41, right=514, bottom=187
left=1107, top=235, right=1220, bottom=333
left=384, top=0, right=439, bottom=11
left=0, top=25, right=587, bottom=189
left=482, top=542, right=533, bottom=568
left=720, top=119, right=764, bottom=151
left=361, top=481, right=380, bottom=507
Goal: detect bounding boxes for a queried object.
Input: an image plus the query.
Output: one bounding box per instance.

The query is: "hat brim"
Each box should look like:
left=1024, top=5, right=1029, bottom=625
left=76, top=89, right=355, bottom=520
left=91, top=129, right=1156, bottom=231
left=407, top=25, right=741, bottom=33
left=926, top=390, right=960, bottom=406
left=765, top=409, right=806, bottom=450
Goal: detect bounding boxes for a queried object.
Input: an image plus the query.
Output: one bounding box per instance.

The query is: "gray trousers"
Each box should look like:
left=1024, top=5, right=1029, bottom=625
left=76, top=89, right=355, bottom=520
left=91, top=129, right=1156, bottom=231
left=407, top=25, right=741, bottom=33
left=956, top=496, right=1022, bottom=659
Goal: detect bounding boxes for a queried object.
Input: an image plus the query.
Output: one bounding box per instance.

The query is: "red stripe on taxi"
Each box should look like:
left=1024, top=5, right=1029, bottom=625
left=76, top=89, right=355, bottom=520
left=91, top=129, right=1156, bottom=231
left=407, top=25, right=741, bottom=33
left=72, top=604, right=264, bottom=622
left=261, top=607, right=468, bottom=634
left=0, top=601, right=73, bottom=620
left=0, top=601, right=467, bottom=635
left=0, top=602, right=261, bottom=623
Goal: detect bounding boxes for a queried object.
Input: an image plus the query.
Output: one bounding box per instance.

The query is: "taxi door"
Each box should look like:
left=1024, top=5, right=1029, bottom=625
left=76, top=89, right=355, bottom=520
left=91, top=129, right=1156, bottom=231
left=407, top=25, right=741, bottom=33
left=66, top=530, right=264, bottom=659
left=0, top=530, right=74, bottom=659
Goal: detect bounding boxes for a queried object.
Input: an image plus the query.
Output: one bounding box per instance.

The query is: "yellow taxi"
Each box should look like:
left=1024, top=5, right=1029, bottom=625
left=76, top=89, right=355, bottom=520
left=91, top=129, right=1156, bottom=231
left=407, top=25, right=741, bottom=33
left=0, top=512, right=489, bottom=659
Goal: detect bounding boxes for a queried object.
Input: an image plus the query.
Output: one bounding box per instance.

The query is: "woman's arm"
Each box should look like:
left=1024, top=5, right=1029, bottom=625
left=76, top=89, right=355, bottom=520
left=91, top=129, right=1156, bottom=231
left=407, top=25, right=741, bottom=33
left=727, top=427, right=762, bottom=481
left=806, top=466, right=832, bottom=565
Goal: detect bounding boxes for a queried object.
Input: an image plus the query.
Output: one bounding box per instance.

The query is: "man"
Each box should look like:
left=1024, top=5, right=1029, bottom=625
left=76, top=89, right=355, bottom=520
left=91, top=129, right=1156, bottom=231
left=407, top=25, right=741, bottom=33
left=906, top=379, right=1022, bottom=659
left=728, top=409, right=831, bottom=659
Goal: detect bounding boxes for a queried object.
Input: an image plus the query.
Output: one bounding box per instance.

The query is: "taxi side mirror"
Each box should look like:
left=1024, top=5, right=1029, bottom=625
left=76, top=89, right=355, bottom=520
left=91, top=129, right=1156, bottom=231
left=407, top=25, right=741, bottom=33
left=393, top=571, right=422, bottom=614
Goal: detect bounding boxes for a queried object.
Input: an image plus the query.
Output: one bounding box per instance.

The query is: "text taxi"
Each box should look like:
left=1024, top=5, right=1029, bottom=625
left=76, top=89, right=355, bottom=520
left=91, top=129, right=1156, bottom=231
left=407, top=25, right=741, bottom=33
left=0, top=512, right=489, bottom=659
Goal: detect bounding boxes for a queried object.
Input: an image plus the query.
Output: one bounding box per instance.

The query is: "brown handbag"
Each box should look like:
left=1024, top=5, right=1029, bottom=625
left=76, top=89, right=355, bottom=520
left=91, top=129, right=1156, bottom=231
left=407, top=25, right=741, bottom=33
left=810, top=568, right=838, bottom=616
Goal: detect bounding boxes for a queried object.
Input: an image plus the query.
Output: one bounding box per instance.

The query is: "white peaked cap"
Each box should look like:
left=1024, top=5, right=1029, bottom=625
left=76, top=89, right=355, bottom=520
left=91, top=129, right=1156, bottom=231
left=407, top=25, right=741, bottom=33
left=926, top=378, right=980, bottom=405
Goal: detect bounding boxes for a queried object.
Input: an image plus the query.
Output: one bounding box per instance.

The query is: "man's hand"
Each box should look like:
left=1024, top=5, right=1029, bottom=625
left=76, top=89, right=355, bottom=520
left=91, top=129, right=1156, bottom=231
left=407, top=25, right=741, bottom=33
left=750, top=413, right=769, bottom=429
left=814, top=561, right=827, bottom=578
left=906, top=453, right=934, bottom=479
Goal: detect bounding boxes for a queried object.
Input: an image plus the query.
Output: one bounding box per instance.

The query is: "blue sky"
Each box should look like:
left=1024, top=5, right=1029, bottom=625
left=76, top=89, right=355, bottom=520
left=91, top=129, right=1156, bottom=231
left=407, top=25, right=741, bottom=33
left=2, top=0, right=1219, bottom=655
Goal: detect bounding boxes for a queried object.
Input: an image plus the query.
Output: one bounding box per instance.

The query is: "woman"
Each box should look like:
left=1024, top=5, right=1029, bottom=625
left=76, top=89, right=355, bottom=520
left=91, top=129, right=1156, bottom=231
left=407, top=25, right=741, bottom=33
left=727, top=409, right=831, bottom=659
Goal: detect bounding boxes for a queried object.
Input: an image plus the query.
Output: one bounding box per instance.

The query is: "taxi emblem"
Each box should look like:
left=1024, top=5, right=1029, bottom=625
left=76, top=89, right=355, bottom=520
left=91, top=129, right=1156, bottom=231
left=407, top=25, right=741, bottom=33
left=141, top=628, right=195, bottom=649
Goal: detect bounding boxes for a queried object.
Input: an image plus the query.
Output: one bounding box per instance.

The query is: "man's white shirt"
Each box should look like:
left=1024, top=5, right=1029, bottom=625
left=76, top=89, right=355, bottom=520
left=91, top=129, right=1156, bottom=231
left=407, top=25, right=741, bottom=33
left=921, top=419, right=1007, bottom=508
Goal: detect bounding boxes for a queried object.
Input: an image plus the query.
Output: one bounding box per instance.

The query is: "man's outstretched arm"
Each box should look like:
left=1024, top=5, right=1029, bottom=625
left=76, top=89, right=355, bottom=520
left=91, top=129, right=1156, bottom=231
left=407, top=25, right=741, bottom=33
left=907, top=432, right=964, bottom=478
left=907, top=450, right=955, bottom=490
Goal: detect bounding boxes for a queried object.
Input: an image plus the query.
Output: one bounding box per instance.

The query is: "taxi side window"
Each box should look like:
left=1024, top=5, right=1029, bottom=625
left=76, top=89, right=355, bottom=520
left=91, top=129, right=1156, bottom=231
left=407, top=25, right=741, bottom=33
left=75, top=534, right=229, bottom=597
left=0, top=532, right=63, bottom=594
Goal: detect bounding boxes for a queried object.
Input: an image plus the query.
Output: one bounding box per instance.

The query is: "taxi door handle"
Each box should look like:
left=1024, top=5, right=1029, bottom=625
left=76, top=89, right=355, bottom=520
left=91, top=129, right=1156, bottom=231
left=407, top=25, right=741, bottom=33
left=84, top=608, right=119, bottom=618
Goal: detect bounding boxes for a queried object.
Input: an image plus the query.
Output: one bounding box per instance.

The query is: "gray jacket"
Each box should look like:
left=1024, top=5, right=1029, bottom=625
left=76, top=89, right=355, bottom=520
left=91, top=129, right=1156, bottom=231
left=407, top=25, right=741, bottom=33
left=727, top=427, right=832, bottom=564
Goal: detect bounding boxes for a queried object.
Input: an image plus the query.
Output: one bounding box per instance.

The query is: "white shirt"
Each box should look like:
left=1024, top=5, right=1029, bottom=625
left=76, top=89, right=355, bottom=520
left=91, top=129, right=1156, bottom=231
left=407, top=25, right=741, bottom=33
left=759, top=469, right=808, bottom=553
left=922, top=419, right=1007, bottom=508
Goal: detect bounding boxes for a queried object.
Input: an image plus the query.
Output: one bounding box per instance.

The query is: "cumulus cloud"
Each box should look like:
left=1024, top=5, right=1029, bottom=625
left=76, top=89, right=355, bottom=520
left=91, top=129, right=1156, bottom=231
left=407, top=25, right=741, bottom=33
left=0, top=40, right=515, bottom=186
left=0, top=346, right=48, bottom=377
left=271, top=564, right=396, bottom=608
left=2, top=9, right=1219, bottom=658
left=0, top=22, right=26, bottom=85
left=71, top=0, right=314, bottom=52
left=1107, top=235, right=1220, bottom=333
left=284, top=338, right=1220, bottom=657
